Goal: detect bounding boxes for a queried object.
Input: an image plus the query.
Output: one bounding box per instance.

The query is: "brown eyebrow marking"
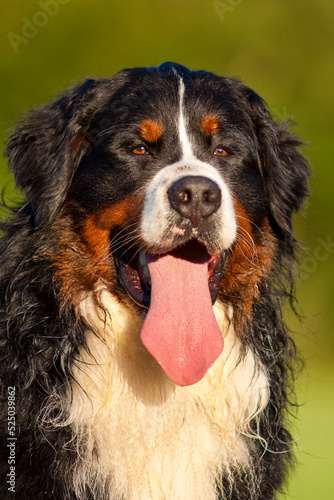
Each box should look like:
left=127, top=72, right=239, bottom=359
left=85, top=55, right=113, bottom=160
left=200, top=115, right=220, bottom=136
left=139, top=120, right=164, bottom=143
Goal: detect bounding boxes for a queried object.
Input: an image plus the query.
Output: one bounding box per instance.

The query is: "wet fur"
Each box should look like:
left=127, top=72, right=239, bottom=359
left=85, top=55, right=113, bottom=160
left=0, top=63, right=309, bottom=499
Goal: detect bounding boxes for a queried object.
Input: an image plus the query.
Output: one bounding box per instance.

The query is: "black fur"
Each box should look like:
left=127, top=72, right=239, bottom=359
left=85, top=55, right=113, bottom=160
left=0, top=63, right=309, bottom=499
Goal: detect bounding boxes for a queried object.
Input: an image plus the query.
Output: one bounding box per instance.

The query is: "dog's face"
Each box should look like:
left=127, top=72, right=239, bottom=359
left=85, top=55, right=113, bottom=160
left=6, top=62, right=309, bottom=386
left=71, top=65, right=265, bottom=252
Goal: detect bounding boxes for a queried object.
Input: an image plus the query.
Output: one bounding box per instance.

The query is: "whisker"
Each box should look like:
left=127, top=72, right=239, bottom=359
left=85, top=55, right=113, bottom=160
left=111, top=235, right=141, bottom=255
left=236, top=226, right=256, bottom=255
left=108, top=218, right=141, bottom=246
left=235, top=225, right=262, bottom=270
left=236, top=214, right=267, bottom=239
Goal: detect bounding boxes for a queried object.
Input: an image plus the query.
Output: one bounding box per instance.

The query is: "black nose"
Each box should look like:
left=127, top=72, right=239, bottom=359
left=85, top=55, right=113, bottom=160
left=167, top=175, right=221, bottom=227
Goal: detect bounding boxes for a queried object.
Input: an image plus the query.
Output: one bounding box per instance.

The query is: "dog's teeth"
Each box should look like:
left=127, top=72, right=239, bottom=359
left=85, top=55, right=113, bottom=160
left=139, top=250, right=147, bottom=266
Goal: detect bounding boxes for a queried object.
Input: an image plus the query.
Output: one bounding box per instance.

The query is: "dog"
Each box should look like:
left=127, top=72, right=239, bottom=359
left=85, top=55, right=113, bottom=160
left=0, top=62, right=309, bottom=499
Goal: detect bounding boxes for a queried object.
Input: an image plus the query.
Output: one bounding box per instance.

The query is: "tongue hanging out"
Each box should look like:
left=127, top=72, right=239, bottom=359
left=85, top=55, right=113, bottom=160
left=140, top=242, right=224, bottom=386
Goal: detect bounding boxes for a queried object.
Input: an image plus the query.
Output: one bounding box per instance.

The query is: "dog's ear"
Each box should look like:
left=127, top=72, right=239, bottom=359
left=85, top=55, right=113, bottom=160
left=244, top=88, right=310, bottom=244
left=5, top=78, right=102, bottom=226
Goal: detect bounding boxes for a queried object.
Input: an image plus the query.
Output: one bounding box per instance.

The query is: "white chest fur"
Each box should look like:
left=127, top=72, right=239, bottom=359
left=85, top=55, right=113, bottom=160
left=58, top=291, right=269, bottom=499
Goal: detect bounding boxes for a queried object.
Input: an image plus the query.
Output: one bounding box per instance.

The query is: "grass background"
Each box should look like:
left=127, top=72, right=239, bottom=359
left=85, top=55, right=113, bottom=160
left=1, top=0, right=333, bottom=498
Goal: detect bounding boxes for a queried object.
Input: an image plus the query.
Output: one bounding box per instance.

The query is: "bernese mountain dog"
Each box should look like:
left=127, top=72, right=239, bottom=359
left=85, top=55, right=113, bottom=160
left=0, top=62, right=309, bottom=499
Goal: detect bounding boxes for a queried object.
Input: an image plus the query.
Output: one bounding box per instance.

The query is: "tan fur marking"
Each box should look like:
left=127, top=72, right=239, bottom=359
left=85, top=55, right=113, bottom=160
left=50, top=195, right=142, bottom=305
left=47, top=217, right=113, bottom=306
left=219, top=201, right=277, bottom=326
left=82, top=195, right=143, bottom=257
left=200, top=116, right=220, bottom=136
left=139, top=119, right=164, bottom=143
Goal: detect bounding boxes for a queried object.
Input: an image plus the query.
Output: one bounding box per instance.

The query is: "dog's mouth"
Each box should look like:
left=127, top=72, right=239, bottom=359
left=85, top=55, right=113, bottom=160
left=113, top=239, right=226, bottom=386
left=113, top=239, right=226, bottom=310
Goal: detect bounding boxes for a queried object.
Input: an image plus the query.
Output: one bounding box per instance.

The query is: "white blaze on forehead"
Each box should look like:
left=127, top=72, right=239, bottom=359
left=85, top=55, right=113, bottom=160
left=178, top=77, right=194, bottom=159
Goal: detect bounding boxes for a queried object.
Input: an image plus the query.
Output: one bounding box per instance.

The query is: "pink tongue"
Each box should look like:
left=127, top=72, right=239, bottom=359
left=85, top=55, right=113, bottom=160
left=140, top=246, right=223, bottom=386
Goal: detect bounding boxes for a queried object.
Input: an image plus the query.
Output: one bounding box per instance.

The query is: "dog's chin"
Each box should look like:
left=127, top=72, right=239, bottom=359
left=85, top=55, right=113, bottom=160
left=113, top=239, right=226, bottom=312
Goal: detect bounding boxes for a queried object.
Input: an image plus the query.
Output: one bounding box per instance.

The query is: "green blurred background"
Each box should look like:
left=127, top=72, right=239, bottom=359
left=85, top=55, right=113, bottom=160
left=1, top=0, right=333, bottom=497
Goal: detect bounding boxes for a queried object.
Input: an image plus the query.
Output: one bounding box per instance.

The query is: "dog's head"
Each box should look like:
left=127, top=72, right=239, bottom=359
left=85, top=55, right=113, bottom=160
left=6, top=63, right=309, bottom=385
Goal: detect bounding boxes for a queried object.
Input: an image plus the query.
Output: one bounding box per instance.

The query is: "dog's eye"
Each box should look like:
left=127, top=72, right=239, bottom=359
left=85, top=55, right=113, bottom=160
left=213, top=147, right=229, bottom=157
left=132, top=146, right=148, bottom=155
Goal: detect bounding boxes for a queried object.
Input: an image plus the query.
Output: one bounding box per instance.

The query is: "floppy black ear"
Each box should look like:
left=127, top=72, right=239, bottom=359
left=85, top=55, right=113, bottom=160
left=245, top=88, right=310, bottom=245
left=5, top=79, right=98, bottom=226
